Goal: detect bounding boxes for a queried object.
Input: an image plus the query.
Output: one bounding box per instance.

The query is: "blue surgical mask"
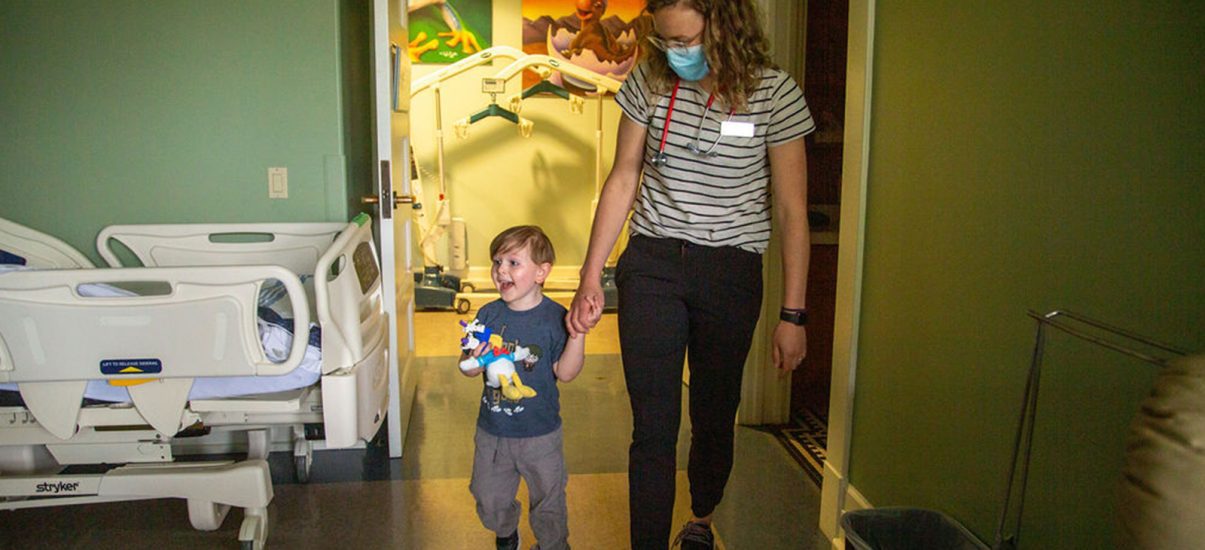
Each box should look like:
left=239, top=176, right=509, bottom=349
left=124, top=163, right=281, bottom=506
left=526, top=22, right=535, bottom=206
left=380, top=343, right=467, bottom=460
left=666, top=45, right=709, bottom=82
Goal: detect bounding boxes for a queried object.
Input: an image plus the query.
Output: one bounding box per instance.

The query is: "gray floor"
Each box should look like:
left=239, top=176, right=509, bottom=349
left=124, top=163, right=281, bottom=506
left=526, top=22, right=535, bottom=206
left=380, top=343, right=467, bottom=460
left=0, top=354, right=827, bottom=549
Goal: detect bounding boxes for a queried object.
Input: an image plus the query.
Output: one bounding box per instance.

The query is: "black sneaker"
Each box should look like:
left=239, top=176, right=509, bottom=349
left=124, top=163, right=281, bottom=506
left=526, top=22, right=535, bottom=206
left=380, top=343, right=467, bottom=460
left=672, top=521, right=715, bottom=549
left=496, top=531, right=519, bottom=550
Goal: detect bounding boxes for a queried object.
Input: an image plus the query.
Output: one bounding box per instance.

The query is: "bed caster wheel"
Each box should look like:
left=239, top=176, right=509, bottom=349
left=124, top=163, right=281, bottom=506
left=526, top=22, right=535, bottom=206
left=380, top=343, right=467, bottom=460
left=456, top=298, right=471, bottom=314
left=238, top=507, right=268, bottom=550
left=293, top=438, right=313, bottom=484
left=461, top=282, right=476, bottom=293
left=294, top=455, right=311, bottom=484
left=187, top=500, right=231, bottom=530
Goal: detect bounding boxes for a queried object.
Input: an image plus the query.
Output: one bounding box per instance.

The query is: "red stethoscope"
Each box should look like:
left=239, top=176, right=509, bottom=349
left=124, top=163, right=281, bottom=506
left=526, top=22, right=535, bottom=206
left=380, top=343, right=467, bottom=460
left=651, top=79, right=735, bottom=168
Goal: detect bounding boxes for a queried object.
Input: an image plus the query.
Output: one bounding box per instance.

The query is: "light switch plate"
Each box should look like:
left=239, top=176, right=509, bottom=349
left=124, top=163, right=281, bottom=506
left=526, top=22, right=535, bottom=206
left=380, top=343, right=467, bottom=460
left=268, top=167, right=288, bottom=199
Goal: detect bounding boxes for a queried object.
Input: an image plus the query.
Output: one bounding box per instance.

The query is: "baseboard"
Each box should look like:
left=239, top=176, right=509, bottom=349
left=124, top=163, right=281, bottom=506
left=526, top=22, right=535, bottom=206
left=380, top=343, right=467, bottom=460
left=845, top=483, right=872, bottom=511
left=821, top=460, right=873, bottom=550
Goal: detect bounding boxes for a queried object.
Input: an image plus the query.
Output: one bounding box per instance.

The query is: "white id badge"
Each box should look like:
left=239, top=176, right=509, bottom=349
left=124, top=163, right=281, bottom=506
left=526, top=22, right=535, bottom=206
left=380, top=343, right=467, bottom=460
left=721, top=121, right=755, bottom=138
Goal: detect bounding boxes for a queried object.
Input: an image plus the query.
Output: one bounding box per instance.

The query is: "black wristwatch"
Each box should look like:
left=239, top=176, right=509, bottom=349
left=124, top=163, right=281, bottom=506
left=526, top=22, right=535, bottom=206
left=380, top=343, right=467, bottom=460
left=780, top=307, right=808, bottom=326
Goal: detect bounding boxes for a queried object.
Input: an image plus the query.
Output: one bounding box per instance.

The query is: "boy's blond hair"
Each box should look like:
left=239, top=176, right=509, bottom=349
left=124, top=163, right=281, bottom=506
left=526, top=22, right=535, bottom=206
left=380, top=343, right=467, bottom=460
left=490, top=225, right=556, bottom=266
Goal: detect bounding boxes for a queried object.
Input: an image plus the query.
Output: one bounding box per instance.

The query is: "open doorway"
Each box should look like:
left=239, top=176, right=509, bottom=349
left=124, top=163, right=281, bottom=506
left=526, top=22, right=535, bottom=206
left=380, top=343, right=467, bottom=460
left=772, top=0, right=850, bottom=483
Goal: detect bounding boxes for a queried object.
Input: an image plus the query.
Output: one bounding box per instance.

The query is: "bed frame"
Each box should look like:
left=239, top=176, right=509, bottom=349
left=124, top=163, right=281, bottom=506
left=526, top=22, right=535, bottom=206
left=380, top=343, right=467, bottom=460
left=0, top=214, right=389, bottom=549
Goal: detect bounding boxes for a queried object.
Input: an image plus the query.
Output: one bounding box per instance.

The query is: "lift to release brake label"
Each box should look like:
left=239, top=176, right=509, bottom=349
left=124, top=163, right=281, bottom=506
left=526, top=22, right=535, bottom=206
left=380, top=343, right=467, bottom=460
left=100, top=358, right=163, bottom=375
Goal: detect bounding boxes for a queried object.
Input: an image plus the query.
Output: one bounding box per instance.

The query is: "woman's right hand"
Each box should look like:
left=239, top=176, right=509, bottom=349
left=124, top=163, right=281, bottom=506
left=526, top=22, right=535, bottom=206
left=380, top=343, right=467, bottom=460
left=567, top=280, right=604, bottom=337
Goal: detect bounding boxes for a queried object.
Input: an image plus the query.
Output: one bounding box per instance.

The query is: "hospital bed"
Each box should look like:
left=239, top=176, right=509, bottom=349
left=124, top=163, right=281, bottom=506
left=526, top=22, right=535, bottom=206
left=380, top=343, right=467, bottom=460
left=0, top=214, right=389, bottom=549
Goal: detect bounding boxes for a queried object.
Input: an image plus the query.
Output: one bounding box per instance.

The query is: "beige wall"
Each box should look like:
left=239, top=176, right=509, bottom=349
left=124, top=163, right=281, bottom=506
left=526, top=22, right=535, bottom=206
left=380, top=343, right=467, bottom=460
left=409, top=0, right=625, bottom=277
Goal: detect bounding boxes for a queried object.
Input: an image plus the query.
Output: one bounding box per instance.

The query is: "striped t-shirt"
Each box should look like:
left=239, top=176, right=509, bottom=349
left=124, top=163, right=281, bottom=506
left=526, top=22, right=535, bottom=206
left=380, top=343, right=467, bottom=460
left=615, top=64, right=815, bottom=253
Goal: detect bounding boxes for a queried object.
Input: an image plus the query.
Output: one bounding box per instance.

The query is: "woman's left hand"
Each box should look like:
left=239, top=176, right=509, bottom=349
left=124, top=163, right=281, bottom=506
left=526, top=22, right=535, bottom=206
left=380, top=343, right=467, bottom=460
left=771, top=321, right=808, bottom=376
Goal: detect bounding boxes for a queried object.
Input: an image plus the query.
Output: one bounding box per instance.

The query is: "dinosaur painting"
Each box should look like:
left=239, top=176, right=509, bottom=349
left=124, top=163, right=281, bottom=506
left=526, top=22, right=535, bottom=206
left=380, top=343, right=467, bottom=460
left=521, top=0, right=650, bottom=91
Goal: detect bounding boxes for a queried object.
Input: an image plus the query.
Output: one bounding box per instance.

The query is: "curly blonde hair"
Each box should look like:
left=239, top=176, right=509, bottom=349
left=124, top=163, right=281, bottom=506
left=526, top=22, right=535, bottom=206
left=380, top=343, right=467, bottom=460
left=640, top=0, right=775, bottom=112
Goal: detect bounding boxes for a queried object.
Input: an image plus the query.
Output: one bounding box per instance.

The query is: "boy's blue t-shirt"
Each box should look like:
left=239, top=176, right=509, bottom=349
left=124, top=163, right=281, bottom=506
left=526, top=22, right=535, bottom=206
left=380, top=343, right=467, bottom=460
left=472, top=296, right=568, bottom=438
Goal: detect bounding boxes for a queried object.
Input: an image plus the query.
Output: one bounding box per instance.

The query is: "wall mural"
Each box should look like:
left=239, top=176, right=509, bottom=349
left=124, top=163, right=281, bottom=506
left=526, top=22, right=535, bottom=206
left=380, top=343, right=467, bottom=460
left=408, top=0, right=493, bottom=64
left=522, top=0, right=650, bottom=92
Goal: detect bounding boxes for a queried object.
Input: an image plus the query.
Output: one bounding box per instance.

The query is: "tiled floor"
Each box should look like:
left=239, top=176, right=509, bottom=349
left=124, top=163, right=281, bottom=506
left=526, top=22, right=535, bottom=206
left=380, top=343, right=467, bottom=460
left=0, top=307, right=828, bottom=549
left=777, top=408, right=830, bottom=485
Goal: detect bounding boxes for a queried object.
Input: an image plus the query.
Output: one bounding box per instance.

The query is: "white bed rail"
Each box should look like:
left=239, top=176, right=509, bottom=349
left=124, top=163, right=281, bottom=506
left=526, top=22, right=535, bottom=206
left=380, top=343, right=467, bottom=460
left=0, top=265, right=310, bottom=438
left=97, top=221, right=346, bottom=273
left=0, top=265, right=310, bottom=379
left=0, top=217, right=94, bottom=269
left=315, top=216, right=385, bottom=373
left=93, top=214, right=389, bottom=449
left=314, top=215, right=388, bottom=448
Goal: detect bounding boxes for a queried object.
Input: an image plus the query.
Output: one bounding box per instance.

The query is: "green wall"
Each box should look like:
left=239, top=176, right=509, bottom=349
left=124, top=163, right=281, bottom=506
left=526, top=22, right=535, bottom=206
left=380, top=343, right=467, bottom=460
left=850, top=2, right=1203, bottom=547
left=0, top=0, right=373, bottom=265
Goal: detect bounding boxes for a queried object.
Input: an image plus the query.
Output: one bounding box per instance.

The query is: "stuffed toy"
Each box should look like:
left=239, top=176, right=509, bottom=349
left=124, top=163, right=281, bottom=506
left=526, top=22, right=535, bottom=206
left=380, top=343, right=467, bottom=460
left=458, top=319, right=537, bottom=402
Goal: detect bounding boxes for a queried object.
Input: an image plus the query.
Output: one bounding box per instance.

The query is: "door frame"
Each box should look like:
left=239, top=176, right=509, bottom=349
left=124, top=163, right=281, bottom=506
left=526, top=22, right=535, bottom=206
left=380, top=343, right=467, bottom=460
left=372, top=0, right=418, bottom=458
left=744, top=1, right=875, bottom=540
left=818, top=0, right=875, bottom=543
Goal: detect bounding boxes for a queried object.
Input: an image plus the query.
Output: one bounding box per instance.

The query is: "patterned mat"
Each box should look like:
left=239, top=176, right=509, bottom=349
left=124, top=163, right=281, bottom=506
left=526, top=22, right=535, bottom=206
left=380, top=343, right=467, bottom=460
left=774, top=408, right=828, bottom=485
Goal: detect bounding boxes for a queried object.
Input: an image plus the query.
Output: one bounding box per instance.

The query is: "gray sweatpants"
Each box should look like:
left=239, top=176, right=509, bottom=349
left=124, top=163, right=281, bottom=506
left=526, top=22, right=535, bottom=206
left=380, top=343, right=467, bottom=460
left=470, top=426, right=569, bottom=550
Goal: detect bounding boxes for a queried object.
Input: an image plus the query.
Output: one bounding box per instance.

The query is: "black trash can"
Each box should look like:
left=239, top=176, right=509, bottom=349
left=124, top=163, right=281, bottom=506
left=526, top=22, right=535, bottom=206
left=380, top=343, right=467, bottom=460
left=841, top=508, right=989, bottom=550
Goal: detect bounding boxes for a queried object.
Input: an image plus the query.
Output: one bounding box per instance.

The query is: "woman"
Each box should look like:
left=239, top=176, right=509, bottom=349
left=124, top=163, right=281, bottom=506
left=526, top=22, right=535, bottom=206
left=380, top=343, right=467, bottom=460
left=566, top=0, right=814, bottom=548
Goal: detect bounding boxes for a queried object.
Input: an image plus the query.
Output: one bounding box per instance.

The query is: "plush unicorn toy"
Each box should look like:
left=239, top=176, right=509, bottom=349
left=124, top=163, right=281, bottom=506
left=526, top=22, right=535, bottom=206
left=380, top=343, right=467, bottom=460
left=459, top=319, right=537, bottom=402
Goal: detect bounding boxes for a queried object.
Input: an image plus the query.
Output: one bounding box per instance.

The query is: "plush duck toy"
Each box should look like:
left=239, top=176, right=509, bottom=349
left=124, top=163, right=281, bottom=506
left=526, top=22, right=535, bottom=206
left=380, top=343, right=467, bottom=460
left=459, top=319, right=537, bottom=402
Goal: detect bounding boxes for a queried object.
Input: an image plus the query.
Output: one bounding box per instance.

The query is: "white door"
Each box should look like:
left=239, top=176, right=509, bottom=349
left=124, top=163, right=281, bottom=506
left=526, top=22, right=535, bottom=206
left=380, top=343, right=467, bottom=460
left=372, top=0, right=417, bottom=458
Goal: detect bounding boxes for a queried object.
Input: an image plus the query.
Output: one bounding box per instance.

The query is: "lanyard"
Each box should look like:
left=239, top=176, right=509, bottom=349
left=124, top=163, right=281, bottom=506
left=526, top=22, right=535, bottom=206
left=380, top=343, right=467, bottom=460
left=653, top=80, right=684, bottom=167
left=651, top=79, right=733, bottom=168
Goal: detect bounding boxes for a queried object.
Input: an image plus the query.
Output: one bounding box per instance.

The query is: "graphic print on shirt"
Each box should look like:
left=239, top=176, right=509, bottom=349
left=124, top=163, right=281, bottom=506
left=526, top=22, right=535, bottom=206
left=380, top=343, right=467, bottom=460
left=459, top=318, right=544, bottom=416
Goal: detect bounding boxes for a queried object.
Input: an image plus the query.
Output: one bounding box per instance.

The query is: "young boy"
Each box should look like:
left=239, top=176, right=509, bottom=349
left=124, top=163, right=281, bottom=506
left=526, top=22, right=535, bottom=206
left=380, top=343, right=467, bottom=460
left=460, top=225, right=585, bottom=550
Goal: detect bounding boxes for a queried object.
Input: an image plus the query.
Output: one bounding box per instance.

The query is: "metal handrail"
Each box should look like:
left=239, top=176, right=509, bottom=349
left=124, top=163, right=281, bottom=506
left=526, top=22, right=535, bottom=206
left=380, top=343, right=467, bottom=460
left=992, top=310, right=1189, bottom=549
left=1026, top=310, right=1190, bottom=366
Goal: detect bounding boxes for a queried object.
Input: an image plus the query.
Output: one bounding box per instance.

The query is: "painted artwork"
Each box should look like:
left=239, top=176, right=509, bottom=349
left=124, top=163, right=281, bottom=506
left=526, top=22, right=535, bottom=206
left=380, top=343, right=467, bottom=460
left=522, top=0, right=650, bottom=92
left=408, top=0, right=493, bottom=64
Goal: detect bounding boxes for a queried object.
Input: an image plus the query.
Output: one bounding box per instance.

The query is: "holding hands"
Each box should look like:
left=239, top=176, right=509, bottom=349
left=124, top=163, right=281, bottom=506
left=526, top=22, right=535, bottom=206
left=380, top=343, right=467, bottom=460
left=566, top=281, right=604, bottom=338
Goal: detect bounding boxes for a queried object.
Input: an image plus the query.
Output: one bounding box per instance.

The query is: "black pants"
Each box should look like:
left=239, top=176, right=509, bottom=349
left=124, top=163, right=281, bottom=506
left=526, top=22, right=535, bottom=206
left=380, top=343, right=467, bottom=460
left=616, top=235, right=764, bottom=550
